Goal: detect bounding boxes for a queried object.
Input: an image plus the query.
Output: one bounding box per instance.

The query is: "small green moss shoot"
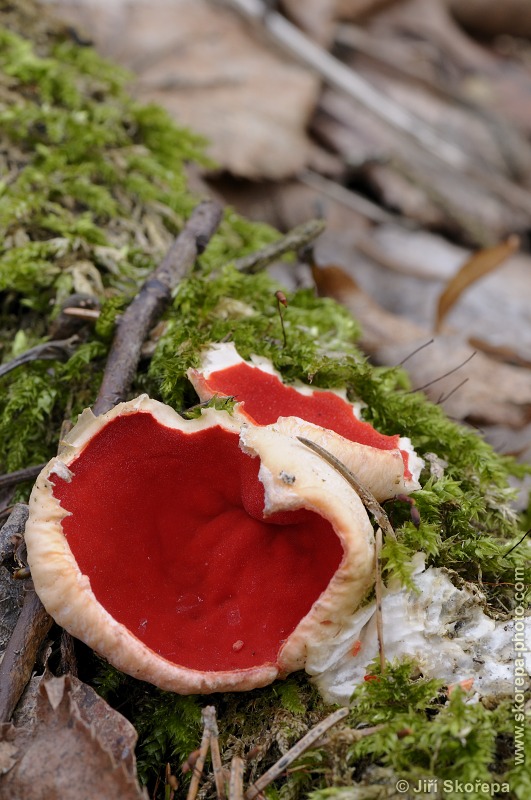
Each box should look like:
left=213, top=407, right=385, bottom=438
left=1, top=9, right=529, bottom=799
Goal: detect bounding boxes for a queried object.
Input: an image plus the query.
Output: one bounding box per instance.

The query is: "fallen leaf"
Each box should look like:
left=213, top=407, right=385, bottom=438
left=313, top=262, right=531, bottom=427
left=435, top=235, right=520, bottom=332
left=0, top=675, right=147, bottom=800
left=51, top=0, right=320, bottom=180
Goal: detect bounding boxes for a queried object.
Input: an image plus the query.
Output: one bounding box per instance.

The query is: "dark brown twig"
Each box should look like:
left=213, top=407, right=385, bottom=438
left=0, top=335, right=80, bottom=380
left=93, top=199, right=223, bottom=414
left=0, top=586, right=53, bottom=722
left=233, top=219, right=325, bottom=275
left=0, top=464, right=47, bottom=492
left=0, top=504, right=29, bottom=566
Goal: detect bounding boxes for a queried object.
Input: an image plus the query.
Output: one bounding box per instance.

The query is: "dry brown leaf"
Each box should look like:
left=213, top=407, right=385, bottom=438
left=435, top=235, right=520, bottom=332
left=313, top=263, right=531, bottom=427
left=50, top=0, right=320, bottom=180
left=468, top=337, right=531, bottom=370
left=0, top=675, right=146, bottom=800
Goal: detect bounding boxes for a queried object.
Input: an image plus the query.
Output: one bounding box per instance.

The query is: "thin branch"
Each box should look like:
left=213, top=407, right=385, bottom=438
left=229, top=757, right=245, bottom=800
left=503, top=529, right=530, bottom=558
left=411, top=351, right=477, bottom=394
left=437, top=377, right=469, bottom=405
left=233, top=219, right=326, bottom=274
left=0, top=586, right=53, bottom=722
left=0, top=464, right=46, bottom=491
left=297, top=437, right=396, bottom=541
left=186, top=707, right=214, bottom=800
left=62, top=307, right=100, bottom=321
left=0, top=504, right=29, bottom=566
left=94, top=199, right=223, bottom=414
left=244, top=707, right=349, bottom=800
left=209, top=709, right=227, bottom=800
left=0, top=335, right=80, bottom=380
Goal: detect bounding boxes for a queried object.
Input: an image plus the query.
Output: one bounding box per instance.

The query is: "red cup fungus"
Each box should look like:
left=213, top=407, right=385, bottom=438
left=25, top=395, right=384, bottom=694
left=188, top=342, right=423, bottom=495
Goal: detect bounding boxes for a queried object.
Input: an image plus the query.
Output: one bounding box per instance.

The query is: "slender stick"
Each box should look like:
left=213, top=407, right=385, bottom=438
left=62, top=307, right=100, bottom=320
left=209, top=709, right=227, bottom=800
left=299, top=171, right=396, bottom=225
left=297, top=437, right=396, bottom=541
left=186, top=706, right=225, bottom=800
left=222, top=0, right=468, bottom=171
left=186, top=708, right=213, bottom=800
left=94, top=199, right=222, bottom=414
left=233, top=219, right=325, bottom=274
left=412, top=351, right=476, bottom=394
left=245, top=708, right=349, bottom=800
left=229, top=757, right=245, bottom=800
left=0, top=587, right=53, bottom=722
left=0, top=335, right=80, bottom=379
left=0, top=464, right=46, bottom=492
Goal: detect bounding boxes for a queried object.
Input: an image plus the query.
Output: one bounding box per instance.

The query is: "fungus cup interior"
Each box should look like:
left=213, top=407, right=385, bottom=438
left=51, top=412, right=344, bottom=673
left=190, top=349, right=413, bottom=479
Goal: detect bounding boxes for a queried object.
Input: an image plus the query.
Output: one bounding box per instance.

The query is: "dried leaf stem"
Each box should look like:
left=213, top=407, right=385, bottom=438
left=296, top=437, right=397, bottom=541
left=244, top=707, right=349, bottom=800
